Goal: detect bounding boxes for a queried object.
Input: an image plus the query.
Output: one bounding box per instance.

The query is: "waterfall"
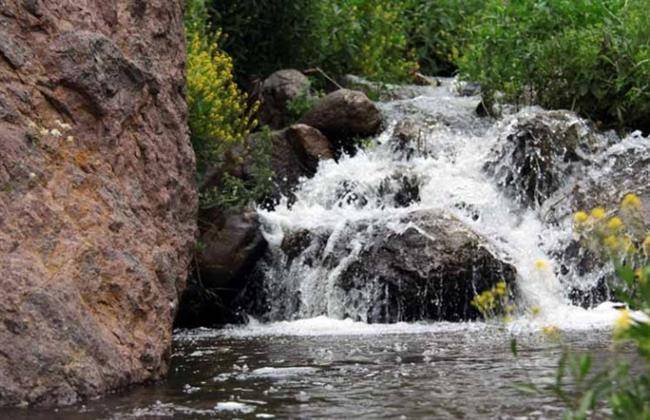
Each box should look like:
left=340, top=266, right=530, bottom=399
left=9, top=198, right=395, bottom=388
left=247, top=78, right=648, bottom=329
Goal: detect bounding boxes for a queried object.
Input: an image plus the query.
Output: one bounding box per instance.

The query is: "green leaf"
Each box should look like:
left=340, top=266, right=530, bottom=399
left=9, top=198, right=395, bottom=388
left=510, top=338, right=518, bottom=357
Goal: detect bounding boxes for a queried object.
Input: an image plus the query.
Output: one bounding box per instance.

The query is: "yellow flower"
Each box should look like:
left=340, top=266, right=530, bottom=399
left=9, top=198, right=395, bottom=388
left=573, top=211, right=589, bottom=225
left=603, top=235, right=620, bottom=251
left=590, top=207, right=606, bottom=220
left=534, top=259, right=549, bottom=271
left=542, top=325, right=561, bottom=339
left=530, top=306, right=541, bottom=316
left=643, top=235, right=650, bottom=257
left=621, top=193, right=642, bottom=210
left=614, top=309, right=632, bottom=334
left=606, top=216, right=623, bottom=232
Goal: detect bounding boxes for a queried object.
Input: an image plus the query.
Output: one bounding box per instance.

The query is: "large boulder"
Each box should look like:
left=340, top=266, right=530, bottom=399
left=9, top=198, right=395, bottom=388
left=0, top=1, right=196, bottom=407
left=241, top=210, right=517, bottom=323
left=270, top=124, right=334, bottom=197
left=177, top=209, right=266, bottom=327
left=485, top=110, right=602, bottom=209
left=334, top=211, right=517, bottom=322
left=260, top=69, right=311, bottom=129
left=299, top=89, right=382, bottom=154
left=551, top=131, right=649, bottom=307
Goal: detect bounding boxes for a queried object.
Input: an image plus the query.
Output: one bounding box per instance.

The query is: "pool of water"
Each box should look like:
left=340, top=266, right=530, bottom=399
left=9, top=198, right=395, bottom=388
left=1, top=319, right=627, bottom=419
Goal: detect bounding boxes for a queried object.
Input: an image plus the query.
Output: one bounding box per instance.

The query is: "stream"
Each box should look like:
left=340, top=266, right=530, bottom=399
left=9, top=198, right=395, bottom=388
left=3, top=79, right=646, bottom=419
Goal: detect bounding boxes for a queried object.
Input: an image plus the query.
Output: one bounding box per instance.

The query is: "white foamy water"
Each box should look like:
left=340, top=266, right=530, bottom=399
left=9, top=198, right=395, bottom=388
left=244, top=78, right=646, bottom=333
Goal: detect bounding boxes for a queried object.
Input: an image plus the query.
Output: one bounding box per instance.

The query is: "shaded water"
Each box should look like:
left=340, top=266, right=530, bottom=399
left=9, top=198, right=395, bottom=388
left=0, top=322, right=629, bottom=419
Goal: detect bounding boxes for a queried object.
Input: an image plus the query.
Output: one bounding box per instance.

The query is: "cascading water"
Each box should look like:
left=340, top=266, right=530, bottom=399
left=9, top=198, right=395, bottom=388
left=247, top=78, right=647, bottom=330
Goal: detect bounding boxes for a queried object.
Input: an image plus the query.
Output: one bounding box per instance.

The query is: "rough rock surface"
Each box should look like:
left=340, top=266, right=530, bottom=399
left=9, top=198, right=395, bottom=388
left=334, top=211, right=517, bottom=322
left=242, top=210, right=517, bottom=323
left=271, top=124, right=333, bottom=194
left=485, top=110, right=601, bottom=209
left=177, top=208, right=266, bottom=327
left=0, top=1, right=196, bottom=407
left=299, top=89, right=382, bottom=154
left=260, top=69, right=311, bottom=129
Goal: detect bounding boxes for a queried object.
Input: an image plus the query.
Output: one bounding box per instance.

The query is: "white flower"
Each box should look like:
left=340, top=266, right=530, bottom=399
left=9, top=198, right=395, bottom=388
left=50, top=128, right=62, bottom=137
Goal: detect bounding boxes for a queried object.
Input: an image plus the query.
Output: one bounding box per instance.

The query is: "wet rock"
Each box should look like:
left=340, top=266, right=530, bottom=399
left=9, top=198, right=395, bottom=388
left=334, top=211, right=517, bottom=322
left=485, top=110, right=601, bottom=209
left=299, top=89, right=382, bottom=155
left=391, top=118, right=427, bottom=159
left=260, top=69, right=311, bottom=129
left=197, top=209, right=267, bottom=285
left=551, top=132, right=649, bottom=307
left=268, top=124, right=334, bottom=202
left=378, top=174, right=421, bottom=208
left=177, top=209, right=267, bottom=327
left=242, top=210, right=517, bottom=323
left=0, top=1, right=196, bottom=407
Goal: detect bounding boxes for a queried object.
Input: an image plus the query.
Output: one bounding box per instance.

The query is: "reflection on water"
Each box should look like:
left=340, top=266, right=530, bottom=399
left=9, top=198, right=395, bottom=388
left=0, top=321, right=628, bottom=419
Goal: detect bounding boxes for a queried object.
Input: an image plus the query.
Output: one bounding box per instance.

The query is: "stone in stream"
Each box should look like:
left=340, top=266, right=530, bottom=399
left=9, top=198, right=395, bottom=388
left=259, top=69, right=312, bottom=129
left=267, top=123, right=335, bottom=203
left=550, top=131, right=649, bottom=308
left=177, top=208, right=267, bottom=327
left=485, top=109, right=602, bottom=209
left=299, top=89, right=382, bottom=155
left=0, top=1, right=196, bottom=407
left=240, top=210, right=517, bottom=323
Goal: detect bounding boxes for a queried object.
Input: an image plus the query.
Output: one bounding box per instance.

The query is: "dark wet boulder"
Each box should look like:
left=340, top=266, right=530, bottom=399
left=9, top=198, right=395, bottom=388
left=177, top=209, right=267, bottom=327
left=260, top=69, right=312, bottom=129
left=550, top=132, right=649, bottom=308
left=299, top=89, right=382, bottom=154
left=268, top=124, right=334, bottom=201
left=485, top=110, right=602, bottom=209
left=240, top=210, right=517, bottom=323
left=391, top=118, right=428, bottom=159
left=334, top=211, right=517, bottom=322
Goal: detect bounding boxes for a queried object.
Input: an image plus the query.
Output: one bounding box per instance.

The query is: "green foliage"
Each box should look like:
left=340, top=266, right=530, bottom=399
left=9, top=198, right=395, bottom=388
left=199, top=128, right=275, bottom=210
left=285, top=89, right=320, bottom=124
left=185, top=0, right=272, bottom=209
left=207, top=0, right=318, bottom=80
left=307, top=1, right=417, bottom=83
left=401, top=0, right=485, bottom=76
left=459, top=0, right=650, bottom=131
left=208, top=0, right=418, bottom=83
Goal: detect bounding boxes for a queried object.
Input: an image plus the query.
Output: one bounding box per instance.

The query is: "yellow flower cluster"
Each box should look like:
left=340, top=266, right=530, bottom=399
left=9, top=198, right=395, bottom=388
left=186, top=29, right=258, bottom=161
left=471, top=281, right=515, bottom=320
left=573, top=194, right=648, bottom=258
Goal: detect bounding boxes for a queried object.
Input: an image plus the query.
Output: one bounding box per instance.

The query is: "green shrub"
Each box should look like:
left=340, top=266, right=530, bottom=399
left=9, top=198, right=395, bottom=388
left=208, top=0, right=417, bottom=83
left=185, top=0, right=272, bottom=209
left=207, top=0, right=318, bottom=80
left=402, top=0, right=485, bottom=76
left=306, top=1, right=417, bottom=83
left=459, top=0, right=650, bottom=131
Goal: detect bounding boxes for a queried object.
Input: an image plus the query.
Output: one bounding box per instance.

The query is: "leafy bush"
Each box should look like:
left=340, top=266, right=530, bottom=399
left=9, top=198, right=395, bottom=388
left=401, top=0, right=485, bottom=76
left=185, top=0, right=272, bottom=209
left=186, top=0, right=257, bottom=171
left=208, top=0, right=417, bottom=83
left=306, top=1, right=417, bottom=83
left=459, top=0, right=650, bottom=131
left=207, top=0, right=318, bottom=81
